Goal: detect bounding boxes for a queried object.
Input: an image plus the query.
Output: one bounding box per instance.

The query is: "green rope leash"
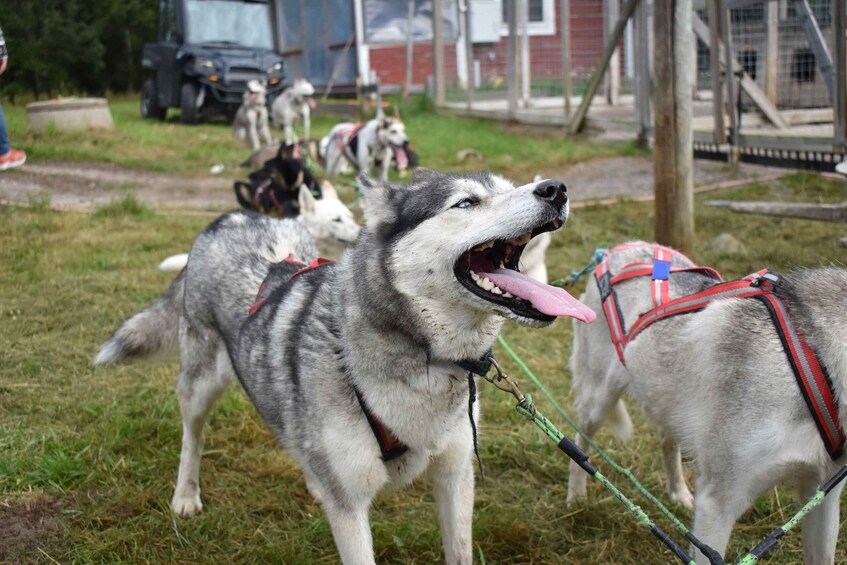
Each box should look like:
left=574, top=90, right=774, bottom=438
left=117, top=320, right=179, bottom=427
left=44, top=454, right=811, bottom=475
left=514, top=395, right=697, bottom=565
left=497, top=335, right=691, bottom=535
left=496, top=335, right=847, bottom=565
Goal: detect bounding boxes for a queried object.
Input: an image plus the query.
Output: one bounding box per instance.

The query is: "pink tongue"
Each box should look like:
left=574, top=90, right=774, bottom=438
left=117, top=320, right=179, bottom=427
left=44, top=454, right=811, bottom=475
left=394, top=146, right=409, bottom=168
left=307, top=97, right=317, bottom=109
left=482, top=268, right=597, bottom=323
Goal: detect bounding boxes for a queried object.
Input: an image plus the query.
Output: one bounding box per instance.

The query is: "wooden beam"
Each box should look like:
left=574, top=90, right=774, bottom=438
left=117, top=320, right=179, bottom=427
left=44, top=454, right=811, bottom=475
left=604, top=0, right=621, bottom=105
left=764, top=0, right=778, bottom=104
left=709, top=0, right=726, bottom=144
left=707, top=200, right=847, bottom=222
left=520, top=0, right=531, bottom=105
left=634, top=0, right=651, bottom=145
left=834, top=0, right=846, bottom=147
left=653, top=0, right=695, bottom=253
left=692, top=13, right=789, bottom=130
left=432, top=0, right=446, bottom=106
left=792, top=0, right=835, bottom=97
left=561, top=0, right=572, bottom=117
left=462, top=0, right=476, bottom=109
left=507, top=0, right=518, bottom=119
left=404, top=0, right=415, bottom=99
left=569, top=0, right=640, bottom=134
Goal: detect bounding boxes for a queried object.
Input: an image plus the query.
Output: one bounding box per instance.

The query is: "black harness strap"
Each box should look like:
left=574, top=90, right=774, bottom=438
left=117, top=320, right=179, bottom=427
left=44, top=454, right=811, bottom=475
left=350, top=383, right=408, bottom=462
left=456, top=349, right=494, bottom=477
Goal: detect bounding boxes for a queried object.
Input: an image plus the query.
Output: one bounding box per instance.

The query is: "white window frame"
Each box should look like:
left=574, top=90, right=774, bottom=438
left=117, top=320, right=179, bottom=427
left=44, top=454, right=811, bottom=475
left=498, top=0, right=556, bottom=37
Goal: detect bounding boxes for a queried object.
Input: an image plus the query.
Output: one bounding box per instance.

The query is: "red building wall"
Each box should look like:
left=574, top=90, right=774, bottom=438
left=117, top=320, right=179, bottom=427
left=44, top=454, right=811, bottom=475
left=368, top=1, right=606, bottom=88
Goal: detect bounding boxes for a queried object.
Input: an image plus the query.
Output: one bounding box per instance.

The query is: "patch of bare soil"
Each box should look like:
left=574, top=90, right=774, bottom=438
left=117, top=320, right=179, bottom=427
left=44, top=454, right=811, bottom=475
left=0, top=496, right=66, bottom=564
left=1, top=161, right=235, bottom=211
left=0, top=157, right=786, bottom=214
left=536, top=156, right=785, bottom=202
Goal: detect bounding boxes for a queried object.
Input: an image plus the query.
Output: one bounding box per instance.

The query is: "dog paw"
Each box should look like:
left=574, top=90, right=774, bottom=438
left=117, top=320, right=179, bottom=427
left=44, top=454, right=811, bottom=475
left=670, top=488, right=695, bottom=511
left=172, top=493, right=204, bottom=517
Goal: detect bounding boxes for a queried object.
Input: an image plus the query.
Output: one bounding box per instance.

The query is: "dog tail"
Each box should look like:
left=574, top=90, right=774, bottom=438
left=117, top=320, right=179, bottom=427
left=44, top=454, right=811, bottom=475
left=94, top=270, right=185, bottom=365
left=158, top=253, right=189, bottom=272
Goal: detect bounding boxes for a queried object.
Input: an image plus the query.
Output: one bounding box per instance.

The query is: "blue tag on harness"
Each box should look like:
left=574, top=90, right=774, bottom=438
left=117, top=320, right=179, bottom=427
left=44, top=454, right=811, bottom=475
left=652, top=259, right=671, bottom=280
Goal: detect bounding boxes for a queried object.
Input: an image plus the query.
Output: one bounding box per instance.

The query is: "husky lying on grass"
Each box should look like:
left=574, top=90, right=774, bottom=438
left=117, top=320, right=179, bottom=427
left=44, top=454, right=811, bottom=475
left=95, top=169, right=595, bottom=564
left=568, top=241, right=847, bottom=564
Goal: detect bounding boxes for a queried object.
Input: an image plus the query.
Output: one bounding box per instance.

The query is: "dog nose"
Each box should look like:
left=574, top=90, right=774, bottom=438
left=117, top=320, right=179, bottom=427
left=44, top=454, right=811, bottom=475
left=533, top=179, right=568, bottom=209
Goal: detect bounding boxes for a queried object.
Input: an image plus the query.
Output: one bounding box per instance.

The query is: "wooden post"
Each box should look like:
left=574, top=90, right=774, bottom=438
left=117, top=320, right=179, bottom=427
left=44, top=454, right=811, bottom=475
left=432, top=0, right=446, bottom=106
left=462, top=0, right=476, bottom=110
left=569, top=0, right=640, bottom=134
left=604, top=0, right=621, bottom=105
left=634, top=0, right=651, bottom=146
left=721, top=5, right=739, bottom=161
left=653, top=0, right=694, bottom=253
left=765, top=0, right=778, bottom=105
left=709, top=0, right=726, bottom=144
left=834, top=0, right=846, bottom=148
left=520, top=0, right=531, bottom=106
left=404, top=0, right=415, bottom=99
left=561, top=0, right=572, bottom=118
left=507, top=0, right=518, bottom=119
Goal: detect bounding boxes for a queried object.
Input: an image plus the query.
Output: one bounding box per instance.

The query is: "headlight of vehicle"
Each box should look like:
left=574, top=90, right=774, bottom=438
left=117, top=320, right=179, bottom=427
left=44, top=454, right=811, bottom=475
left=267, top=62, right=283, bottom=75
left=194, top=57, right=216, bottom=73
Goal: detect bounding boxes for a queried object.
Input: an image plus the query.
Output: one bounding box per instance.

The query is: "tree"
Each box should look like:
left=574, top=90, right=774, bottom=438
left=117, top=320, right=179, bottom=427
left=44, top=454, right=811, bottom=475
left=0, top=0, right=156, bottom=98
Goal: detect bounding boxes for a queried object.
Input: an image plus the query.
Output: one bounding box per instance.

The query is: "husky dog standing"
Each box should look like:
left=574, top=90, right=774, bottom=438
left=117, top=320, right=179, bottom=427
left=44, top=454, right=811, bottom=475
left=567, top=241, right=847, bottom=564
left=233, top=80, right=273, bottom=151
left=319, top=116, right=409, bottom=181
left=158, top=184, right=359, bottom=272
left=271, top=78, right=317, bottom=145
left=96, top=169, right=595, bottom=563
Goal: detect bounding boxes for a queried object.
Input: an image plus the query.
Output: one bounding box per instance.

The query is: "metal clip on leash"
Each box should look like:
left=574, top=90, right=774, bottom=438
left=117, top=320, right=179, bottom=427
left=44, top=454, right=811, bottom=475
left=481, top=355, right=528, bottom=408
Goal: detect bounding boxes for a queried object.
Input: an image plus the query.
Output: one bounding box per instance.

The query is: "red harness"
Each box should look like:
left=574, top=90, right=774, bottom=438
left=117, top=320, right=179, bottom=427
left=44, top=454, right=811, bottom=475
left=595, top=243, right=845, bottom=459
left=248, top=255, right=407, bottom=460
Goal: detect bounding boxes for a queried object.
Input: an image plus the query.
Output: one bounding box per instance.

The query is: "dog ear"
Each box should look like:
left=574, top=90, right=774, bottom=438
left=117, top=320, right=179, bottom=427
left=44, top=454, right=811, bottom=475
left=412, top=167, right=439, bottom=183
left=320, top=180, right=339, bottom=201
left=357, top=174, right=397, bottom=229
left=298, top=185, right=317, bottom=215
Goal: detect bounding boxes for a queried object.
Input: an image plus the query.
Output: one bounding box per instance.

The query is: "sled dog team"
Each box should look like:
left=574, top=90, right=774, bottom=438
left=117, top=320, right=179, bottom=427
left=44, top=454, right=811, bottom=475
left=100, top=101, right=847, bottom=563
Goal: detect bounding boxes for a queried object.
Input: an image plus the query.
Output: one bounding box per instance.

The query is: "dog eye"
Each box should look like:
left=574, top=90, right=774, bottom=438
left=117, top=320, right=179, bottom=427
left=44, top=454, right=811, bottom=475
left=453, top=198, right=479, bottom=209
left=332, top=217, right=343, bottom=223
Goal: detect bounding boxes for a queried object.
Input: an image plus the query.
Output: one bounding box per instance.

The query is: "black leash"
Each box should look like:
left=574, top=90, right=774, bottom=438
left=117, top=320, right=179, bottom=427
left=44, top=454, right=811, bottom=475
left=455, top=349, right=495, bottom=478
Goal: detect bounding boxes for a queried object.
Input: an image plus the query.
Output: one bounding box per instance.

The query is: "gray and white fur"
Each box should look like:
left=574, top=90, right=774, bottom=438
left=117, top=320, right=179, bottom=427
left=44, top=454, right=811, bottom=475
left=95, top=169, right=579, bottom=564
left=233, top=80, right=272, bottom=151
left=319, top=117, right=408, bottom=182
left=568, top=242, right=847, bottom=564
left=271, top=78, right=316, bottom=144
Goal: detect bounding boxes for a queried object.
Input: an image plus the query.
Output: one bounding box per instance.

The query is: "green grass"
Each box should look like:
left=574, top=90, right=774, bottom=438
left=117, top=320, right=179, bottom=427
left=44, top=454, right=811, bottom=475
left=3, top=94, right=638, bottom=178
left=2, top=172, right=846, bottom=563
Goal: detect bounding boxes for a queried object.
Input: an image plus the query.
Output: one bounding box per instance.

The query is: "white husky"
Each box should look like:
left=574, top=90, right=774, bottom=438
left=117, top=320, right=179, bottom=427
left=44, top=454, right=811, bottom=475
left=319, top=117, right=409, bottom=181
left=271, top=78, right=316, bottom=145
left=233, top=80, right=273, bottom=151
left=568, top=242, right=847, bottom=564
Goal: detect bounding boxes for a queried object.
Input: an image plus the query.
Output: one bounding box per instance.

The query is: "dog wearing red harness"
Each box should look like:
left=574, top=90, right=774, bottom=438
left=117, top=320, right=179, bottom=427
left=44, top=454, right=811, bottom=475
left=568, top=241, right=846, bottom=564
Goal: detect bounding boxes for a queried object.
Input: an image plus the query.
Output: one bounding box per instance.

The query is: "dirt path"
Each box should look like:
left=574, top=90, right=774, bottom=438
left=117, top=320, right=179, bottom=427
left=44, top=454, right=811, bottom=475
left=0, top=158, right=785, bottom=212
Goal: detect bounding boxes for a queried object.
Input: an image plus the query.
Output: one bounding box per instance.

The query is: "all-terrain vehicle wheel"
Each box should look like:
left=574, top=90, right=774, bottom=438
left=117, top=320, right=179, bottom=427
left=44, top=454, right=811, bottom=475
left=180, top=82, right=199, bottom=124
left=141, top=80, right=167, bottom=120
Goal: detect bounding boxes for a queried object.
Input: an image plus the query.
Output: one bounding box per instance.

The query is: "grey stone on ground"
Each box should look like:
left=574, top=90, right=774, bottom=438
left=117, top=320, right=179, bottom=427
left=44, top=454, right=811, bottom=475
left=709, top=233, right=748, bottom=256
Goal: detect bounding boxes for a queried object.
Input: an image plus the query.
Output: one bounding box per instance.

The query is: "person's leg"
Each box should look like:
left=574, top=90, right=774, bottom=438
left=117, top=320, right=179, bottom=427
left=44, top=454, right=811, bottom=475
left=0, top=102, right=10, bottom=156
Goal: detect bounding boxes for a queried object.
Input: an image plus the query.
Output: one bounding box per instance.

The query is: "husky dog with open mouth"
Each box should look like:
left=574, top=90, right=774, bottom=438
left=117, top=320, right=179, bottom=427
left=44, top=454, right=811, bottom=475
left=319, top=116, right=410, bottom=181
left=271, top=78, right=316, bottom=145
left=95, top=168, right=595, bottom=564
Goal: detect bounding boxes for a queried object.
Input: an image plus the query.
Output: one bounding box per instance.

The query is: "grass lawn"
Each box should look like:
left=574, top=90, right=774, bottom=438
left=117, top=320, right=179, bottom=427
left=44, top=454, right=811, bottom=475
left=2, top=172, right=846, bottom=564
left=2, top=94, right=639, bottom=178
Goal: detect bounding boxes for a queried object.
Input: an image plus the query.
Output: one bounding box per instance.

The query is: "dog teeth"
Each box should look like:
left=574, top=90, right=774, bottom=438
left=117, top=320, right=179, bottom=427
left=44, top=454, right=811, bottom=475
left=473, top=240, right=495, bottom=252
left=510, top=232, right=532, bottom=246
left=503, top=292, right=513, bottom=298
left=469, top=271, right=508, bottom=296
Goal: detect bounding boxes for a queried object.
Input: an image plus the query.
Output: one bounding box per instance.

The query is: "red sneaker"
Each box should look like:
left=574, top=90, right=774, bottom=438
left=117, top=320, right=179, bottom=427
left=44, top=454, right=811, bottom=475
left=0, top=148, right=26, bottom=170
